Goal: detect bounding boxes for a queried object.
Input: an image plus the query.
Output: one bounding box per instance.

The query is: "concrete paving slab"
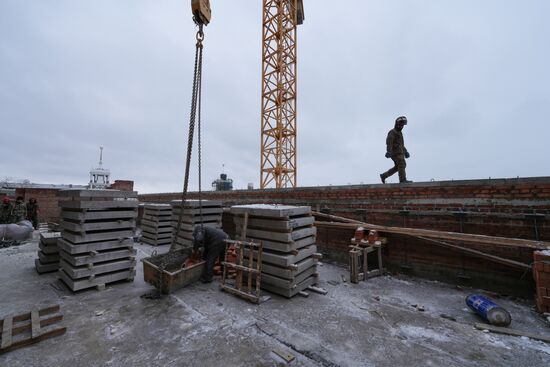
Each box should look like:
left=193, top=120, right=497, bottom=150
left=261, top=266, right=318, bottom=289
left=141, top=218, right=172, bottom=228
left=249, top=258, right=317, bottom=280
left=235, top=226, right=317, bottom=243
left=39, top=232, right=61, bottom=245
left=34, top=259, right=59, bottom=274
left=170, top=199, right=223, bottom=208
left=234, top=215, right=315, bottom=231
left=59, top=248, right=136, bottom=267
left=142, top=214, right=172, bottom=223
left=261, top=274, right=319, bottom=298
left=58, top=189, right=138, bottom=198
left=61, top=229, right=134, bottom=244
left=140, top=237, right=172, bottom=246
left=230, top=204, right=311, bottom=218
left=143, top=203, right=172, bottom=210
left=39, top=242, right=59, bottom=255
left=61, top=210, right=137, bottom=222
left=60, top=258, right=136, bottom=279
left=172, top=207, right=224, bottom=216
left=140, top=223, right=172, bottom=234
left=245, top=245, right=317, bottom=267
left=38, top=251, right=60, bottom=264
left=58, top=268, right=135, bottom=292
left=57, top=238, right=134, bottom=254
left=237, top=235, right=316, bottom=253
left=59, top=200, right=139, bottom=210
left=61, top=219, right=136, bottom=232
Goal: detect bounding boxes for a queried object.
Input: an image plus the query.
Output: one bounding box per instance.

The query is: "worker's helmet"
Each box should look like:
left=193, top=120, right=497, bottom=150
left=396, top=116, right=407, bottom=125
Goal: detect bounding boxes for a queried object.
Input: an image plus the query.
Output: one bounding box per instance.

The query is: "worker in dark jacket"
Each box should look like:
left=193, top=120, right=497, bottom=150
left=192, top=225, right=229, bottom=283
left=26, top=198, right=39, bottom=229
left=0, top=197, right=14, bottom=224
left=380, top=116, right=412, bottom=184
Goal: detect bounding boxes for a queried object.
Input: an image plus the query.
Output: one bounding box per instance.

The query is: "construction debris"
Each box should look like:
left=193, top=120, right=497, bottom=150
left=140, top=204, right=172, bottom=246
left=57, top=189, right=138, bottom=291
left=474, top=323, right=550, bottom=344
left=171, top=200, right=223, bottom=249
left=34, top=232, right=61, bottom=274
left=230, top=204, right=321, bottom=298
left=0, top=305, right=66, bottom=355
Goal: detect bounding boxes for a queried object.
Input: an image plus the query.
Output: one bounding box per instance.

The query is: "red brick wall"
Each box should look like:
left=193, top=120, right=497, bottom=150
left=534, top=251, right=550, bottom=312
left=15, top=188, right=62, bottom=223
left=141, top=177, right=550, bottom=298
left=109, top=180, right=134, bottom=191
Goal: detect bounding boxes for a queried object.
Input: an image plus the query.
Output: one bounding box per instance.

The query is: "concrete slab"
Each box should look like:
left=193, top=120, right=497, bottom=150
left=58, top=189, right=138, bottom=198
left=143, top=203, right=172, bottom=210
left=39, top=232, right=61, bottom=245
left=39, top=242, right=59, bottom=255
left=230, top=204, right=311, bottom=218
left=261, top=266, right=318, bottom=289
left=60, top=258, right=136, bottom=279
left=140, top=223, right=172, bottom=234
left=234, top=215, right=315, bottom=231
left=142, top=214, right=172, bottom=223
left=235, top=226, right=317, bottom=243
left=172, top=207, right=223, bottom=216
left=61, top=229, right=134, bottom=244
left=261, top=274, right=319, bottom=298
left=61, top=210, right=138, bottom=222
left=61, top=219, right=136, bottom=232
left=34, top=259, right=59, bottom=274
left=59, top=248, right=137, bottom=267
left=57, top=238, right=134, bottom=254
left=170, top=199, right=223, bottom=208
left=59, top=200, right=139, bottom=210
left=58, top=268, right=135, bottom=292
left=141, top=218, right=172, bottom=228
left=245, top=245, right=318, bottom=267
left=141, top=231, right=172, bottom=241
left=141, top=237, right=172, bottom=246
left=38, top=251, right=60, bottom=264
left=1, top=241, right=549, bottom=367
left=237, top=235, right=316, bottom=253
left=250, top=257, right=317, bottom=280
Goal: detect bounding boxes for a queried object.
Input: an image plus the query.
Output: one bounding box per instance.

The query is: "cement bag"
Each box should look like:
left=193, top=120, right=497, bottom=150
left=0, top=220, right=33, bottom=241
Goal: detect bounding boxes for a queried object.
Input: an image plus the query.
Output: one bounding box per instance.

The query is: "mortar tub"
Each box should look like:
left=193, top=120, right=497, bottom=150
left=142, top=249, right=205, bottom=294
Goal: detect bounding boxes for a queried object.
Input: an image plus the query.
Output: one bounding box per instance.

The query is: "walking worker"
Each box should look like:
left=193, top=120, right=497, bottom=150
left=192, top=225, right=229, bottom=283
left=380, top=116, right=412, bottom=184
left=26, top=197, right=39, bottom=229
left=12, top=196, right=27, bottom=223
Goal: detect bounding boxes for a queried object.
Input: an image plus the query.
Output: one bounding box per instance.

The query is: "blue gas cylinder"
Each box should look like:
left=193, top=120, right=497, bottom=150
left=466, top=294, right=512, bottom=326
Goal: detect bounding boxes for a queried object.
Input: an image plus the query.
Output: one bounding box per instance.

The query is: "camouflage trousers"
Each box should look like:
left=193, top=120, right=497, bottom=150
left=381, top=154, right=407, bottom=182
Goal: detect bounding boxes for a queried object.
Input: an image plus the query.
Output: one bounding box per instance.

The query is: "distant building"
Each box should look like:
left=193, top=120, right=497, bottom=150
left=89, top=147, right=110, bottom=189
left=212, top=173, right=233, bottom=191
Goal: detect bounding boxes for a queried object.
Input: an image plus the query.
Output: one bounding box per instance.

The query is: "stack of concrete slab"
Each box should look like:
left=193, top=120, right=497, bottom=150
left=230, top=204, right=320, bottom=298
left=35, top=232, right=61, bottom=274
left=140, top=204, right=172, bottom=246
left=171, top=200, right=223, bottom=249
left=57, top=190, right=138, bottom=292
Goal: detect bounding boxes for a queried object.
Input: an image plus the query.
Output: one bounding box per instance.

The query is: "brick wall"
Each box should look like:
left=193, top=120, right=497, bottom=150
left=141, top=177, right=550, bottom=298
left=15, top=188, right=63, bottom=223
left=109, top=180, right=134, bottom=191
left=534, top=251, right=550, bottom=313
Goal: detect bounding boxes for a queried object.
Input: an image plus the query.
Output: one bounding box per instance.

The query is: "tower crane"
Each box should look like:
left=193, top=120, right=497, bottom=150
left=192, top=0, right=305, bottom=189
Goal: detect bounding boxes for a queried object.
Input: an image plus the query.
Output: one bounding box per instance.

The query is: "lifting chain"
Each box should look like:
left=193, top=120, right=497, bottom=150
left=146, top=25, right=205, bottom=299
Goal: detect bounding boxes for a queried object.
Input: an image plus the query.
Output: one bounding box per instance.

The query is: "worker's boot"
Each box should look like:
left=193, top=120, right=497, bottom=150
left=200, top=276, right=213, bottom=283
left=380, top=174, right=386, bottom=184
left=400, top=180, right=413, bottom=184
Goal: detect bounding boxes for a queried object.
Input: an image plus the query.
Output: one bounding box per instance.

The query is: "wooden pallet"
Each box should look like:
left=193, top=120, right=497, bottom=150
left=0, top=305, right=66, bottom=355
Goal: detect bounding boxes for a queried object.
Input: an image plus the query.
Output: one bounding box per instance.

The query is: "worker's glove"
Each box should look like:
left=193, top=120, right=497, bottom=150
left=385, top=152, right=392, bottom=159
left=405, top=152, right=410, bottom=159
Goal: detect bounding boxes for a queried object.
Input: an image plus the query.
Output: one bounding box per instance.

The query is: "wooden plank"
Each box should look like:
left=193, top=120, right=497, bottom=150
left=31, top=311, right=41, bottom=338
left=474, top=323, right=550, bottom=344
left=418, top=237, right=531, bottom=270
left=12, top=315, right=63, bottom=337
left=0, top=327, right=67, bottom=355
left=273, top=349, right=295, bottom=363
left=1, top=316, right=13, bottom=349
left=314, top=221, right=550, bottom=250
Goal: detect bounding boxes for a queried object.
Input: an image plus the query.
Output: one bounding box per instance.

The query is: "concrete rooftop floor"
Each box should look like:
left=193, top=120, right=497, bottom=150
left=1, top=237, right=550, bottom=367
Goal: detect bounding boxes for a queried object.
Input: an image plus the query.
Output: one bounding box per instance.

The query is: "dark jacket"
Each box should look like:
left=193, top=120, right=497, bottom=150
left=386, top=128, right=408, bottom=156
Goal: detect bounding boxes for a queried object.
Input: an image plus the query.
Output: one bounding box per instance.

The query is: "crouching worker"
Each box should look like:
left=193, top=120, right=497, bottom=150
left=192, top=225, right=229, bottom=283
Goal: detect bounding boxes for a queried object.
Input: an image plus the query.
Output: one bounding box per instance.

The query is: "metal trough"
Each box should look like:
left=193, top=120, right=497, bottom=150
left=142, top=249, right=205, bottom=294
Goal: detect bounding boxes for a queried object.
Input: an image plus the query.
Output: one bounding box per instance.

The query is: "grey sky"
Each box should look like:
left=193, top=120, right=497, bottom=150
left=1, top=1, right=548, bottom=193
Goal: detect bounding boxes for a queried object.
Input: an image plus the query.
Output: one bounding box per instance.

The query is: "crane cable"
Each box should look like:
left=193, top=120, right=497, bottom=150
left=148, top=24, right=205, bottom=299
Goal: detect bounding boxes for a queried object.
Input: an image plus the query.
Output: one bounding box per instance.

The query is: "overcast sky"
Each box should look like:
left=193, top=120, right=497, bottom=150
left=1, top=1, right=548, bottom=193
